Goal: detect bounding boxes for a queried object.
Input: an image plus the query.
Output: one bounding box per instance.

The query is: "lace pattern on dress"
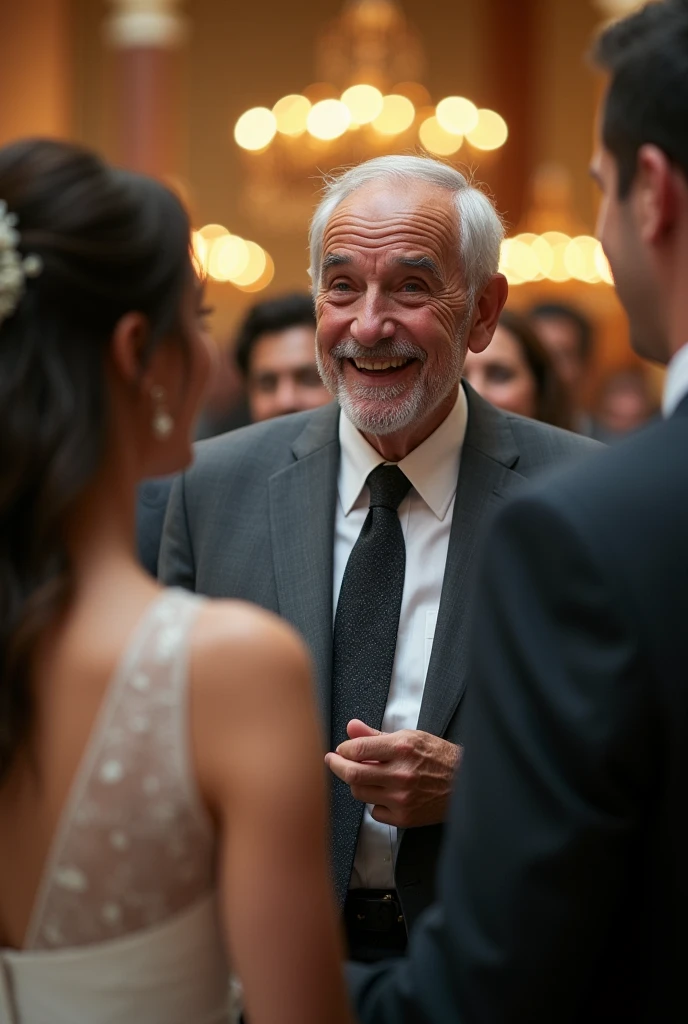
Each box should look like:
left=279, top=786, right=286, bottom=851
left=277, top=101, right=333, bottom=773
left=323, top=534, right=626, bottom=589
left=25, top=589, right=215, bottom=951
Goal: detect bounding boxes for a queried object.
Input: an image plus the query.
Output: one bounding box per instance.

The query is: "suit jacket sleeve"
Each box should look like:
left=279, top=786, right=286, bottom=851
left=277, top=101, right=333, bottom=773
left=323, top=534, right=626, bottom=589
left=158, top=472, right=197, bottom=591
left=352, top=485, right=653, bottom=1024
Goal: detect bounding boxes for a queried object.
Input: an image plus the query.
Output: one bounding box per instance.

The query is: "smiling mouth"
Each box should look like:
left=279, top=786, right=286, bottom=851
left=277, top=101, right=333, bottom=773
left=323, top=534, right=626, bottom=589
left=349, top=357, right=416, bottom=375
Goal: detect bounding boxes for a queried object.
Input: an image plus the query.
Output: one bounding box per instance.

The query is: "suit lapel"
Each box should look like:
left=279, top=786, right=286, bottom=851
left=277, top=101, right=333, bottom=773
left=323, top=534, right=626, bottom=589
left=417, top=386, right=524, bottom=737
left=268, top=403, right=341, bottom=725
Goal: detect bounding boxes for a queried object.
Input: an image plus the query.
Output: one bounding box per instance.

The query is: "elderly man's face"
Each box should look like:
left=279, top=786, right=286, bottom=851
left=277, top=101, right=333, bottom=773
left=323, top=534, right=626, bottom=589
left=315, top=181, right=472, bottom=436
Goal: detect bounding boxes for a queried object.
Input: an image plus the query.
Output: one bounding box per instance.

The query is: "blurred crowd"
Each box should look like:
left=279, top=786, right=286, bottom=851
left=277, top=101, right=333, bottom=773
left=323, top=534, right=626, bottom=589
left=198, top=293, right=658, bottom=443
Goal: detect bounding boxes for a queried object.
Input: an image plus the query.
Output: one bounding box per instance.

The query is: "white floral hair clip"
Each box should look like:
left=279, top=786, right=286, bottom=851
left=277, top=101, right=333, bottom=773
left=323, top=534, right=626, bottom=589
left=0, top=199, right=43, bottom=328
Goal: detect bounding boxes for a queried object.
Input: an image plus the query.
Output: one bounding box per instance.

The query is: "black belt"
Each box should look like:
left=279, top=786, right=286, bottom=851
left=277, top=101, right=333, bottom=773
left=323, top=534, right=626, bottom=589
left=344, top=889, right=406, bottom=935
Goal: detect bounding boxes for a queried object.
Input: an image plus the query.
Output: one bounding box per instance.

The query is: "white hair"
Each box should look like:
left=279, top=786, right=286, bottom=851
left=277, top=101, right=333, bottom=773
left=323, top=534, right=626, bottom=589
left=308, top=154, right=505, bottom=303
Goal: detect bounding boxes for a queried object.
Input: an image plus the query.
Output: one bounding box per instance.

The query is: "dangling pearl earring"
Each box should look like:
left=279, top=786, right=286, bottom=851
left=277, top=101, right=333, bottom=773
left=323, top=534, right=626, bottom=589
left=150, top=385, right=174, bottom=440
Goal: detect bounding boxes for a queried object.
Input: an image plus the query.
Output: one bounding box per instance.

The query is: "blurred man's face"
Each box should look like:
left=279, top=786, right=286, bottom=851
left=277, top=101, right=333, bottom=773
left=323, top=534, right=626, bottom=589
left=247, top=325, right=331, bottom=422
left=590, top=115, right=667, bottom=363
left=532, top=316, right=586, bottom=393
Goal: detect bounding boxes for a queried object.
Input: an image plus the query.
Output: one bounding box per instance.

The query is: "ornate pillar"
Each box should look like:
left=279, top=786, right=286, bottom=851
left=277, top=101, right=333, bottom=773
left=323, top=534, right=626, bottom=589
left=104, top=0, right=188, bottom=178
left=481, top=0, right=536, bottom=229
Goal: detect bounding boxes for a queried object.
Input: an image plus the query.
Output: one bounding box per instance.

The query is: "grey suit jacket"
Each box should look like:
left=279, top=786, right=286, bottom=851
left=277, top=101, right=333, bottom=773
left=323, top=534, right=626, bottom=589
left=159, top=383, right=600, bottom=931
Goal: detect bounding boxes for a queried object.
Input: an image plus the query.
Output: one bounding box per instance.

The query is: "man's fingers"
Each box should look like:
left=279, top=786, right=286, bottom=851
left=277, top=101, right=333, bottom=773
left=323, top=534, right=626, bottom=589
left=369, top=804, right=398, bottom=826
left=336, top=733, right=398, bottom=762
left=346, top=719, right=381, bottom=740
left=325, top=752, right=389, bottom=788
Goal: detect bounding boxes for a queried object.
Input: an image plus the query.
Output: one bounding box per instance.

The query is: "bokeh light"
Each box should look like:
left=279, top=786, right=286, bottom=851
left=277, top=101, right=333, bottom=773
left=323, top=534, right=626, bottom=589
left=341, top=84, right=384, bottom=124
left=419, top=116, right=463, bottom=156
left=372, top=94, right=416, bottom=135
left=193, top=224, right=273, bottom=290
left=466, top=109, right=509, bottom=151
left=230, top=241, right=268, bottom=287
left=191, top=231, right=208, bottom=273
left=273, top=94, right=311, bottom=136
left=235, top=250, right=275, bottom=293
left=234, top=107, right=277, bottom=151
left=208, top=235, right=251, bottom=282
left=500, top=232, right=614, bottom=286
left=565, top=236, right=602, bottom=283
left=307, top=99, right=351, bottom=140
left=435, top=96, right=479, bottom=135
left=595, top=243, right=614, bottom=284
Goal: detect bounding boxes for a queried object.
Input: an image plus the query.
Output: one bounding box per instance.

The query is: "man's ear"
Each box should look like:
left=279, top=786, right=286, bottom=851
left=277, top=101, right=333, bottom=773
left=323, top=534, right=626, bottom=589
left=110, top=312, right=152, bottom=388
left=467, top=274, right=509, bottom=355
left=634, top=144, right=680, bottom=245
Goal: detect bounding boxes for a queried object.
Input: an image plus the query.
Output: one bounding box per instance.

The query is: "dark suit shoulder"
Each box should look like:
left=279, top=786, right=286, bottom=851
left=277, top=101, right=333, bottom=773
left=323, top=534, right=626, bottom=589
left=505, top=411, right=602, bottom=470
left=536, top=413, right=688, bottom=538
left=495, top=414, right=688, bottom=653
left=184, top=403, right=339, bottom=485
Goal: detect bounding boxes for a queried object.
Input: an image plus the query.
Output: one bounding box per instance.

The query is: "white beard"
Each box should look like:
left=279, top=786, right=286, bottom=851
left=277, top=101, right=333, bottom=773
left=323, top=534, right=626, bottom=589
left=316, top=318, right=469, bottom=436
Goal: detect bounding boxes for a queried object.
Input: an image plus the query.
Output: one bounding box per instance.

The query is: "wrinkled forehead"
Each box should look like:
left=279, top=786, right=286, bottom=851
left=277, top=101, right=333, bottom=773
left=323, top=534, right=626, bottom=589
left=321, top=181, right=460, bottom=266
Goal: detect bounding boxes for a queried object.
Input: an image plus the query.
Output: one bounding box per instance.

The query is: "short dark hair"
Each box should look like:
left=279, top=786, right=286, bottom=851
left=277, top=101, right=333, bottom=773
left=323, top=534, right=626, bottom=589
left=593, top=0, right=688, bottom=197
left=529, top=302, right=594, bottom=363
left=234, top=293, right=316, bottom=377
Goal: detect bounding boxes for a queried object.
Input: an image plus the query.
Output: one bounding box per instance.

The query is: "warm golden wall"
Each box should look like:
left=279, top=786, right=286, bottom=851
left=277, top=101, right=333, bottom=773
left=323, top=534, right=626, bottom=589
left=64, top=0, right=609, bottom=340
left=0, top=0, right=624, bottom=363
left=0, top=0, right=73, bottom=145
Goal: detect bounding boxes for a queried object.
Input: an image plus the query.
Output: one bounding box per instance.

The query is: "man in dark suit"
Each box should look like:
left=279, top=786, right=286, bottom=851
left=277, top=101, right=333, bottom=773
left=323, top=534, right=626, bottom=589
left=160, top=155, right=597, bottom=959
left=137, top=293, right=328, bottom=576
left=351, top=0, right=688, bottom=1016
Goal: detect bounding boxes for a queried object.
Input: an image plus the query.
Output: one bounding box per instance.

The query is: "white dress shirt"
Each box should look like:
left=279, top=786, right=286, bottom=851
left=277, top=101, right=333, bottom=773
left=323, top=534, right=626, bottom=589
left=662, top=342, right=688, bottom=417
left=334, top=387, right=468, bottom=890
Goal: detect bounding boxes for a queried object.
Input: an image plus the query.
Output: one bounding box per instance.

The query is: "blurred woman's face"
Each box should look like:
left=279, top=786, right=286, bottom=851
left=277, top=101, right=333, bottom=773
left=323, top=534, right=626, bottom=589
left=143, top=268, right=214, bottom=477
left=463, top=324, right=538, bottom=420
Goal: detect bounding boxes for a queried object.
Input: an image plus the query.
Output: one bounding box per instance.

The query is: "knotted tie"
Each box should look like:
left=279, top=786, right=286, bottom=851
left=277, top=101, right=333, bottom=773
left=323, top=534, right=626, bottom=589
left=330, top=463, right=412, bottom=903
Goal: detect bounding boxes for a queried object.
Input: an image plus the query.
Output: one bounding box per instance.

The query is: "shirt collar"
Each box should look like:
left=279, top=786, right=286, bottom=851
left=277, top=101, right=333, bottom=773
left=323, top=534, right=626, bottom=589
left=338, top=385, right=468, bottom=520
left=663, top=342, right=688, bottom=418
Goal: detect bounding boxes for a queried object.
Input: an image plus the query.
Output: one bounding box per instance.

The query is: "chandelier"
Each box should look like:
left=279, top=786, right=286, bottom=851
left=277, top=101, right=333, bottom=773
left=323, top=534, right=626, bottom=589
left=232, top=0, right=508, bottom=230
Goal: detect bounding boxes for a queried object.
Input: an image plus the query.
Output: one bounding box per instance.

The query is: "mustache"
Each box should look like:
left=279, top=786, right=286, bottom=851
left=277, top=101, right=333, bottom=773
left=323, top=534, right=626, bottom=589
left=327, top=338, right=427, bottom=363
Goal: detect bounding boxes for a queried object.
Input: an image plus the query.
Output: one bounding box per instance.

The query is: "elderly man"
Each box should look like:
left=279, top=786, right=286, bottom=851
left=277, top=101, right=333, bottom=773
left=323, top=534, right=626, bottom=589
left=159, top=155, right=597, bottom=961
left=352, top=2, right=688, bottom=1017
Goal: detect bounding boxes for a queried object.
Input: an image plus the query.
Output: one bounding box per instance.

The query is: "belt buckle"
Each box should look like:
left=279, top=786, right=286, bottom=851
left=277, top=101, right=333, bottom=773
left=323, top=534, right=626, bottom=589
left=355, top=893, right=402, bottom=933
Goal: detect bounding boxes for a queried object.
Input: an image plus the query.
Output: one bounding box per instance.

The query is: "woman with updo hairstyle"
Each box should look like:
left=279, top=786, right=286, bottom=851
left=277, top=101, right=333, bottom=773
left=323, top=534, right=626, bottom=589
left=463, top=309, right=573, bottom=430
left=0, top=139, right=352, bottom=1024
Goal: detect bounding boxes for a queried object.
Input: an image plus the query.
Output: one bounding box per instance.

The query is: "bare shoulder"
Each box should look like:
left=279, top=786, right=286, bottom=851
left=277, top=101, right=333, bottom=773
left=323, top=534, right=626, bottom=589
left=190, top=599, right=313, bottom=715
left=188, top=600, right=322, bottom=809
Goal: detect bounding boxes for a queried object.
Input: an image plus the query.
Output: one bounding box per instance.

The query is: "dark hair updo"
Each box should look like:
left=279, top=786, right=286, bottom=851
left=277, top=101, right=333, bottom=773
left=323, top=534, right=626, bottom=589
left=0, top=138, right=192, bottom=782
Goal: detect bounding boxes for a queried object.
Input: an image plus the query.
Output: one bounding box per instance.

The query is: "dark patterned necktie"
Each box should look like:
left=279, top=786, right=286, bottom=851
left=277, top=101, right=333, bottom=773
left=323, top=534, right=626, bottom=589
left=330, top=463, right=412, bottom=903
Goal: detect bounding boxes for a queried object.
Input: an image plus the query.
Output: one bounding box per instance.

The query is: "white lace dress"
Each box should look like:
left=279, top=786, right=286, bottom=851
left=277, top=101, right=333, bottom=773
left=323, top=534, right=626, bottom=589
left=0, top=589, right=238, bottom=1024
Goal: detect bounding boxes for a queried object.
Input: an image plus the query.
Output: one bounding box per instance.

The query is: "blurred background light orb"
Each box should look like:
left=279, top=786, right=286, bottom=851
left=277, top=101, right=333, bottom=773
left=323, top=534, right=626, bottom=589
left=435, top=96, right=479, bottom=136
left=234, top=107, right=277, bottom=151
left=595, top=242, right=614, bottom=284
left=565, top=235, right=602, bottom=283
left=207, top=235, right=251, bottom=282
left=419, top=116, right=463, bottom=156
left=272, top=94, right=311, bottom=136
left=230, top=241, right=268, bottom=287
left=372, top=94, right=415, bottom=135
left=341, top=84, right=384, bottom=124
left=198, top=223, right=229, bottom=241
left=235, top=250, right=276, bottom=293
left=191, top=231, right=208, bottom=272
left=466, top=109, right=509, bottom=151
left=307, top=98, right=351, bottom=140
